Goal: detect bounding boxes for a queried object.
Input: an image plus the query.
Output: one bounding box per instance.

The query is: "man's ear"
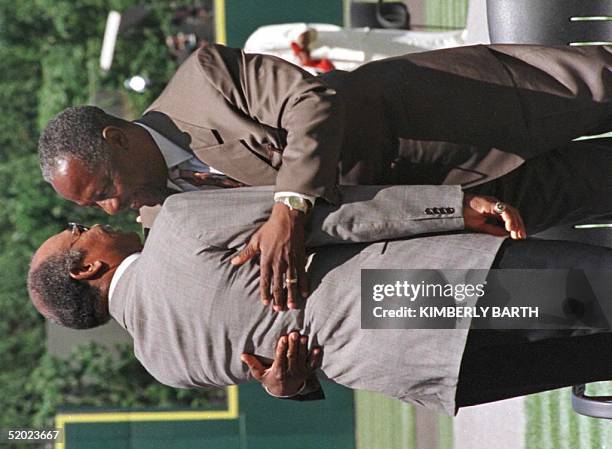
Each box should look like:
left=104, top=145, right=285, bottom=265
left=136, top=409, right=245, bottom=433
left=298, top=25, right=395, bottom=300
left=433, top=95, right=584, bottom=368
left=69, top=260, right=104, bottom=281
left=102, top=126, right=129, bottom=150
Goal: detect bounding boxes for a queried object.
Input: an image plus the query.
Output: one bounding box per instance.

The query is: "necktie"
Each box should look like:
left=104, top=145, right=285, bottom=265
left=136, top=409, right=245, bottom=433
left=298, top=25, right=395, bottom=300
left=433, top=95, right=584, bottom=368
left=178, top=169, right=246, bottom=188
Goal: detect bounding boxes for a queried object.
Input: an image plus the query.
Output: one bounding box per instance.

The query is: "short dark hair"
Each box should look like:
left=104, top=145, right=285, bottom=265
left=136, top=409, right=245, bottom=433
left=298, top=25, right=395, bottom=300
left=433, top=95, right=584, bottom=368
left=27, top=250, right=108, bottom=329
left=38, top=106, right=126, bottom=181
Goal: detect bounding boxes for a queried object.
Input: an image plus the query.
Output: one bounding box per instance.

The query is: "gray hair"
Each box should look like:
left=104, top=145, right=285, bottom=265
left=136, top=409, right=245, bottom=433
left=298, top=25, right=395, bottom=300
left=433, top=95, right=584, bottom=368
left=38, top=106, right=126, bottom=181
left=27, top=250, right=108, bottom=329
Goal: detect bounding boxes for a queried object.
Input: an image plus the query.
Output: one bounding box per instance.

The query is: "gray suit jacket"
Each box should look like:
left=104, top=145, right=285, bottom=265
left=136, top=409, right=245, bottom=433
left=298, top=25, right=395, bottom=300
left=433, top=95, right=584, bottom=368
left=110, top=186, right=505, bottom=415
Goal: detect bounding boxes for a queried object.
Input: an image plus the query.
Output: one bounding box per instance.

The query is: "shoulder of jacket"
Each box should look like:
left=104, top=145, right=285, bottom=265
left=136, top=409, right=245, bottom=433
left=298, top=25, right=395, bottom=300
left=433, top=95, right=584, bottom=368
left=144, top=44, right=241, bottom=115
left=196, top=42, right=243, bottom=73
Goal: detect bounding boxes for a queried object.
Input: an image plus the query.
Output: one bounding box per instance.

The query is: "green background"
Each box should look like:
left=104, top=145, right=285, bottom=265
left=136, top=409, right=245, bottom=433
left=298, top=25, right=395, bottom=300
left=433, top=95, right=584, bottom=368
left=224, top=0, right=344, bottom=47
left=64, top=383, right=355, bottom=449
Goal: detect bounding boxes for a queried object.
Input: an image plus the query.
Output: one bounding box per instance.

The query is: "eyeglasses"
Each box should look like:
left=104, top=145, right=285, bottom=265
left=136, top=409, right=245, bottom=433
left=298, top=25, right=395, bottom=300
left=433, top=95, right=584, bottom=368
left=68, top=222, right=89, bottom=249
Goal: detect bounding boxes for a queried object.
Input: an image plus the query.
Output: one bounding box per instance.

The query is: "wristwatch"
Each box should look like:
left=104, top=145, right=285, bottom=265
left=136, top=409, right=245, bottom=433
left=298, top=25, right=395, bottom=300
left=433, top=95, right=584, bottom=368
left=274, top=195, right=312, bottom=214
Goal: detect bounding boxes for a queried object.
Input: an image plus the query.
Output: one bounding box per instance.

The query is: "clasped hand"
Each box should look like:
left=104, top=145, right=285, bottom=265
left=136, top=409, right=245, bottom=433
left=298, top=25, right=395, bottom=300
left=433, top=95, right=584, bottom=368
left=241, top=331, right=322, bottom=397
left=231, top=202, right=308, bottom=311
left=463, top=194, right=526, bottom=240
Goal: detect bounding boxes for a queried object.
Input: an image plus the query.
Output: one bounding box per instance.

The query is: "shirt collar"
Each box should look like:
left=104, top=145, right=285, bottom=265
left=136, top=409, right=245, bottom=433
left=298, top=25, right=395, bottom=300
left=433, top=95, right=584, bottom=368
left=135, top=122, right=193, bottom=169
left=109, top=253, right=141, bottom=305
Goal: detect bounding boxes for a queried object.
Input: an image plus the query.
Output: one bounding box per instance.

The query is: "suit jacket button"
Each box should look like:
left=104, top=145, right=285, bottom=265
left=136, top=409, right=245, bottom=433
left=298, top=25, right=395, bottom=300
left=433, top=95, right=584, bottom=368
left=448, top=207, right=455, bottom=214
left=432, top=207, right=441, bottom=214
left=425, top=208, right=434, bottom=215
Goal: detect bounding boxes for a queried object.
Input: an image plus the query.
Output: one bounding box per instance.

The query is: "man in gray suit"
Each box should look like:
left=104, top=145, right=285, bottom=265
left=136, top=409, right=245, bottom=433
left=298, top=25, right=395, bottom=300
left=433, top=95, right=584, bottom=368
left=38, top=43, right=611, bottom=312
left=28, top=186, right=612, bottom=415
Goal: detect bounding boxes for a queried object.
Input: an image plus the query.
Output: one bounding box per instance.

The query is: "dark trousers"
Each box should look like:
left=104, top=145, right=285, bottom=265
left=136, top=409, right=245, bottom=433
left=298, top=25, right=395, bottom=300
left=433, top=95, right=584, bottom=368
left=466, top=137, right=612, bottom=235
left=455, top=238, right=612, bottom=408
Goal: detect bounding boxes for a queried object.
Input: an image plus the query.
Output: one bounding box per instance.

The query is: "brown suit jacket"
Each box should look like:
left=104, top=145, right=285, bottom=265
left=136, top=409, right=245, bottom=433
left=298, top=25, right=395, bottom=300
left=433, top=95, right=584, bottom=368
left=138, top=43, right=611, bottom=222
left=141, top=43, right=344, bottom=204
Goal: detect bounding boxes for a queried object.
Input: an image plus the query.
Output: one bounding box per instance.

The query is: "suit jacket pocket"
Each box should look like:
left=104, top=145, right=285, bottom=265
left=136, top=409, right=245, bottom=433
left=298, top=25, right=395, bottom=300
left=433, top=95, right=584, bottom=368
left=192, top=139, right=278, bottom=186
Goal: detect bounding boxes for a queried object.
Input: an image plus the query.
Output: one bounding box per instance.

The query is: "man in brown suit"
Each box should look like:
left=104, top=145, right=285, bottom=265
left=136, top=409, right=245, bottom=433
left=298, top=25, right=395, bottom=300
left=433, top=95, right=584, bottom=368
left=39, top=43, right=611, bottom=310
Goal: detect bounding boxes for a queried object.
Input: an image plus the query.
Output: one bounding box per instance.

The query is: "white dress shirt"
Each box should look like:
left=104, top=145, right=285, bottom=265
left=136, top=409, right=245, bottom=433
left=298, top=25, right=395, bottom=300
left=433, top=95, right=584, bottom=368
left=108, top=253, right=141, bottom=305
left=135, top=123, right=315, bottom=204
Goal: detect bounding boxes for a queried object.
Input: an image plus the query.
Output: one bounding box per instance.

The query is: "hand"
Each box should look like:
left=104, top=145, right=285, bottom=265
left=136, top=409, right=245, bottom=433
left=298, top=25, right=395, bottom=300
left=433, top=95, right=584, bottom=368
left=241, top=331, right=322, bottom=397
left=463, top=194, right=526, bottom=240
left=231, top=203, right=309, bottom=311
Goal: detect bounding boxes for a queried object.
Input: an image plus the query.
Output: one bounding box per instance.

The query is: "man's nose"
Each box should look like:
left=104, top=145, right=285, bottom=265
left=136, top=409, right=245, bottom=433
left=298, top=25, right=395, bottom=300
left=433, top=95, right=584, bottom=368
left=97, top=198, right=120, bottom=215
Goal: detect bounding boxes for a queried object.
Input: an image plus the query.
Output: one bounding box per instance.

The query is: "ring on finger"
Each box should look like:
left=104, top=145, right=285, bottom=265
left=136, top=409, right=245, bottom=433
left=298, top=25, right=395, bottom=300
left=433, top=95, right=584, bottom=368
left=493, top=202, right=506, bottom=215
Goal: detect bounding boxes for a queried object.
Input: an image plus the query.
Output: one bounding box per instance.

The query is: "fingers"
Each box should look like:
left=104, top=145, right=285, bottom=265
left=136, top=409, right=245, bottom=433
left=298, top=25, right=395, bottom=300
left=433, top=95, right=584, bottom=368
left=287, top=332, right=300, bottom=375
left=249, top=209, right=308, bottom=312
left=288, top=244, right=309, bottom=309
left=500, top=210, right=518, bottom=239
left=263, top=333, right=314, bottom=397
left=240, top=353, right=267, bottom=380
left=230, top=243, right=259, bottom=266
left=498, top=205, right=527, bottom=240
left=517, top=210, right=526, bottom=238
left=272, top=264, right=286, bottom=311
left=286, top=261, right=299, bottom=310
left=308, top=347, right=322, bottom=371
left=465, top=194, right=527, bottom=240
left=294, top=238, right=309, bottom=300
left=274, top=335, right=288, bottom=376
left=271, top=332, right=320, bottom=378
left=259, top=260, right=272, bottom=306
left=281, top=332, right=317, bottom=374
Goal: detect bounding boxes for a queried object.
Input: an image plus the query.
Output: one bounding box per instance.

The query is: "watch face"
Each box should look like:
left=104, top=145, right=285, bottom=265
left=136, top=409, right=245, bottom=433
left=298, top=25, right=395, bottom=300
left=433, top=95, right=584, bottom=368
left=288, top=196, right=304, bottom=209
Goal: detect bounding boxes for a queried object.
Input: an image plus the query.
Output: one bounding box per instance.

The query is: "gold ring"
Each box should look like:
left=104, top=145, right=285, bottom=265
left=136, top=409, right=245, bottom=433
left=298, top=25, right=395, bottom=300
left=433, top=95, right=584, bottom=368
left=494, top=202, right=506, bottom=215
left=286, top=277, right=298, bottom=284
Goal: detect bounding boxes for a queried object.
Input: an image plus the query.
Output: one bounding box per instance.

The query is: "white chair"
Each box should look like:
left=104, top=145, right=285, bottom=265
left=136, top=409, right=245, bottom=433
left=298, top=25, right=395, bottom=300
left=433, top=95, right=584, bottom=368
left=243, top=0, right=490, bottom=72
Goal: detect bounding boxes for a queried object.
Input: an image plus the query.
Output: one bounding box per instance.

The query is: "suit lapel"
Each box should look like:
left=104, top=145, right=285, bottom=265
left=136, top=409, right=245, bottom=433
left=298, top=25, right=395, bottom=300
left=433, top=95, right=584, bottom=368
left=138, top=111, right=278, bottom=186
left=136, top=111, right=197, bottom=150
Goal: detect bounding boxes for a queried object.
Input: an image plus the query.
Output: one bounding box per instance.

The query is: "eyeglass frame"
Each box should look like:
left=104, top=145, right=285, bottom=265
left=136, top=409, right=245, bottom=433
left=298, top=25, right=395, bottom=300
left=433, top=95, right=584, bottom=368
left=67, top=222, right=89, bottom=250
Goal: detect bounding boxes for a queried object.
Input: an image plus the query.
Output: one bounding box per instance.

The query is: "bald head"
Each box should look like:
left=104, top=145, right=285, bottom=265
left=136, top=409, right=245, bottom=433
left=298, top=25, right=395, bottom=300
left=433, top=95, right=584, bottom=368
left=27, top=225, right=142, bottom=329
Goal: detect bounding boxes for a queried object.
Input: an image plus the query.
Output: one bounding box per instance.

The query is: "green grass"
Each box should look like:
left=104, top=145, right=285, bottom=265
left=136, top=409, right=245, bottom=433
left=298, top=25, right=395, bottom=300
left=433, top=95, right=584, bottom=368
left=355, top=390, right=416, bottom=449
left=525, top=384, right=612, bottom=449
left=426, top=0, right=468, bottom=29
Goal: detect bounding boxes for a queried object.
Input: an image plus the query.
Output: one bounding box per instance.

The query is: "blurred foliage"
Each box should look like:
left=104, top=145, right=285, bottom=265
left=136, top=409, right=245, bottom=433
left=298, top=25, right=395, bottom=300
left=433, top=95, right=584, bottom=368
left=0, top=0, right=217, bottom=430
left=34, top=0, right=177, bottom=127
left=28, top=343, right=227, bottom=428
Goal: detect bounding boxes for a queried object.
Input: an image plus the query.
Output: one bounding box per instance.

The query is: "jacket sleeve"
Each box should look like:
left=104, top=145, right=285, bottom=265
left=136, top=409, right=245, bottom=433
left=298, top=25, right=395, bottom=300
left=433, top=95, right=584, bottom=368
left=161, top=185, right=464, bottom=250
left=305, top=184, right=464, bottom=246
left=211, top=44, right=345, bottom=203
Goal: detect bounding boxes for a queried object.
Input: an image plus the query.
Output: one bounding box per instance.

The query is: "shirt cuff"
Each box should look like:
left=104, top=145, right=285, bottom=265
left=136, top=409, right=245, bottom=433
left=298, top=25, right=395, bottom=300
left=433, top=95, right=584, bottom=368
left=274, top=191, right=316, bottom=206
